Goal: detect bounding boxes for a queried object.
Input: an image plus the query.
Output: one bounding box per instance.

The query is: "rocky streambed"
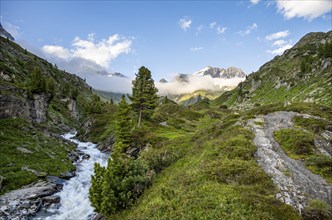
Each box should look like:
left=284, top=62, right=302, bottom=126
left=0, top=132, right=108, bottom=220
left=247, top=111, right=332, bottom=213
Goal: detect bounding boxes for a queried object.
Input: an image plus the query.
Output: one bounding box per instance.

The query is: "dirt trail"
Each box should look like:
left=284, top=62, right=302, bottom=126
left=247, top=111, right=332, bottom=212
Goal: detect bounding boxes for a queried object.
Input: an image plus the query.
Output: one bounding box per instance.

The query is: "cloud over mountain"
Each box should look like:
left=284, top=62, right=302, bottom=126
left=156, top=67, right=246, bottom=95
left=42, top=34, right=132, bottom=69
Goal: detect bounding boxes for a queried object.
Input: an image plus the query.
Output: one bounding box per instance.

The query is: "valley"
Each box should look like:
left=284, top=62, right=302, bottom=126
left=0, top=20, right=331, bottom=220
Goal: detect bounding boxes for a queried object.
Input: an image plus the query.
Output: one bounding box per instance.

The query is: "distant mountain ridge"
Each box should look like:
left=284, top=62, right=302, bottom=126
left=107, top=72, right=127, bottom=78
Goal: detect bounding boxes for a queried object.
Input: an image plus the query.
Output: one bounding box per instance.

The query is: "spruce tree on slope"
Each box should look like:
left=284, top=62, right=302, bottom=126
left=115, top=95, right=132, bottom=144
left=130, top=66, right=158, bottom=128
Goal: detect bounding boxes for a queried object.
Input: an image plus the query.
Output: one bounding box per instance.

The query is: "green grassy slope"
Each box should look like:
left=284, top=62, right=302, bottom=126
left=113, top=104, right=301, bottom=219
left=0, top=37, right=96, bottom=194
left=212, top=31, right=332, bottom=109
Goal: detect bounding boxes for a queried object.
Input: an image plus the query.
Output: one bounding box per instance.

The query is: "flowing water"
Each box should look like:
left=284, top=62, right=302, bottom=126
left=35, top=132, right=108, bottom=220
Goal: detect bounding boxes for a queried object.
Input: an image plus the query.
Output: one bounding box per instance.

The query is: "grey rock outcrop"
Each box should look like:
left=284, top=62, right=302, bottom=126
left=60, top=171, right=75, bottom=180
left=43, top=195, right=60, bottom=204
left=0, top=85, right=50, bottom=123
left=0, top=180, right=59, bottom=219
left=67, top=99, right=80, bottom=120
left=247, top=111, right=332, bottom=213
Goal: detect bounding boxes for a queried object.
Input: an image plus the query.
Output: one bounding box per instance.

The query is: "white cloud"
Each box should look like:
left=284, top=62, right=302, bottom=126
left=179, top=17, right=192, bottom=31
left=250, top=0, right=260, bottom=5
left=217, top=26, right=227, bottom=34
left=42, top=34, right=132, bottom=69
left=265, top=30, right=289, bottom=40
left=209, top=22, right=217, bottom=29
left=42, top=45, right=71, bottom=60
left=267, top=44, right=293, bottom=55
left=190, top=47, right=204, bottom=51
left=238, top=23, right=258, bottom=36
left=156, top=75, right=245, bottom=95
left=276, top=0, right=332, bottom=20
left=266, top=30, right=293, bottom=56
left=272, top=39, right=287, bottom=47
left=48, top=56, right=133, bottom=93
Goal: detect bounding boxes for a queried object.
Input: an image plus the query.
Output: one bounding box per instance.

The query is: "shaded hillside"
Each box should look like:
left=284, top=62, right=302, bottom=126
left=212, top=31, right=332, bottom=109
left=0, top=36, right=97, bottom=194
left=93, top=89, right=129, bottom=104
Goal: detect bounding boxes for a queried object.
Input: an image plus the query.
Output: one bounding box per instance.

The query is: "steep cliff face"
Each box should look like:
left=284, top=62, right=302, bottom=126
left=0, top=87, right=50, bottom=123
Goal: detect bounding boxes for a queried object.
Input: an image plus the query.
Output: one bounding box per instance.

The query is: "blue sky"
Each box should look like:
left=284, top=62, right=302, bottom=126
left=1, top=0, right=331, bottom=91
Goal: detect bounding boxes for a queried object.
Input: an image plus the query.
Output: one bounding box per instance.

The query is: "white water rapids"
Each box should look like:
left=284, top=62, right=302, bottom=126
left=35, top=132, right=108, bottom=220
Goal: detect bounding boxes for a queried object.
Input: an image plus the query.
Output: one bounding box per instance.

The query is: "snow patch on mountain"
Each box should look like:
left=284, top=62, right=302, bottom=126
left=157, top=66, right=246, bottom=95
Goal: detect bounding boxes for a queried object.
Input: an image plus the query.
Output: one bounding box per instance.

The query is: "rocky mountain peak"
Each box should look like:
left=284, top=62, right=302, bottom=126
left=193, top=66, right=246, bottom=79
left=108, top=72, right=127, bottom=78
left=292, top=31, right=332, bottom=50
left=174, top=74, right=189, bottom=83
left=0, top=23, right=14, bottom=41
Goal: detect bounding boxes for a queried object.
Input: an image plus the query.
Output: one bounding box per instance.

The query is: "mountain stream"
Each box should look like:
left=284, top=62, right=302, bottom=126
left=35, top=132, right=108, bottom=220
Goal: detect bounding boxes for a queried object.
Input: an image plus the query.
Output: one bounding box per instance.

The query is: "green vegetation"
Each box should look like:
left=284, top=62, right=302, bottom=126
left=1, top=28, right=332, bottom=220
left=130, top=66, right=158, bottom=128
left=274, top=129, right=315, bottom=158
left=0, top=118, right=76, bottom=194
left=116, top=115, right=299, bottom=219
left=211, top=32, right=332, bottom=109
left=89, top=142, right=150, bottom=217
left=0, top=35, right=95, bottom=193
left=293, top=116, right=332, bottom=133
left=274, top=116, right=332, bottom=183
left=303, top=199, right=332, bottom=220
left=115, top=95, right=132, bottom=144
left=90, top=68, right=160, bottom=216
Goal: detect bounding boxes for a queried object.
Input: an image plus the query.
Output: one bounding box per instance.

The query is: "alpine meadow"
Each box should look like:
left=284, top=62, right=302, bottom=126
left=0, top=1, right=332, bottom=220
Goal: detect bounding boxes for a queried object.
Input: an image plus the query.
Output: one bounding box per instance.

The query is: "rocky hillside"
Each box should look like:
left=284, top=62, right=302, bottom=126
left=212, top=31, right=332, bottom=109
left=0, top=35, right=96, bottom=195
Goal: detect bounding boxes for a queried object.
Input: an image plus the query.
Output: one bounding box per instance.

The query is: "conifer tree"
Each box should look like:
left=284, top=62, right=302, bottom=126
left=130, top=66, right=158, bottom=128
left=29, top=67, right=47, bottom=94
left=89, top=141, right=149, bottom=217
left=46, top=77, right=56, bottom=98
left=89, top=163, right=106, bottom=213
left=115, top=95, right=132, bottom=144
